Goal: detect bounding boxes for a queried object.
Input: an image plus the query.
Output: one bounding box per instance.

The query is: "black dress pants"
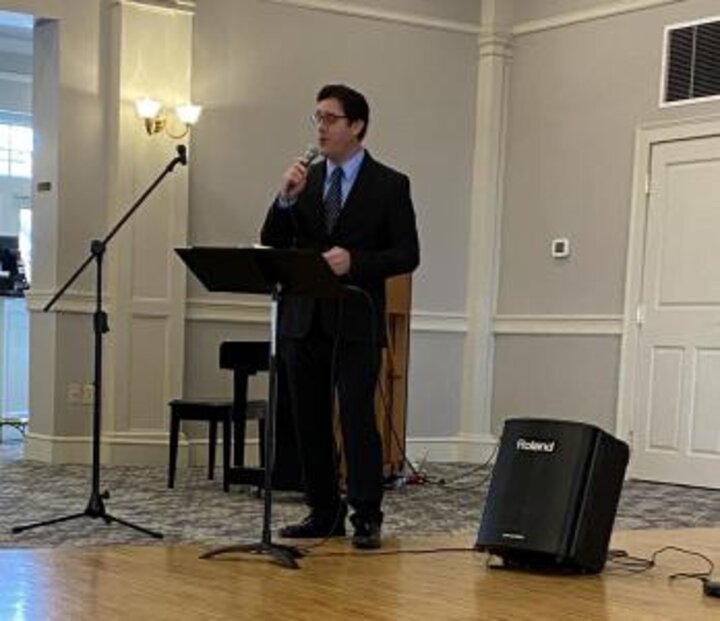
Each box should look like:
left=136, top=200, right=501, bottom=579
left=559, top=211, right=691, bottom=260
left=282, top=313, right=383, bottom=518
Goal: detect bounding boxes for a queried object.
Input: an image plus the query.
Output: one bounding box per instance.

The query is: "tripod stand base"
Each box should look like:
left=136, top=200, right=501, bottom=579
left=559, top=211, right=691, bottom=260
left=12, top=491, right=163, bottom=539
left=200, top=541, right=304, bottom=569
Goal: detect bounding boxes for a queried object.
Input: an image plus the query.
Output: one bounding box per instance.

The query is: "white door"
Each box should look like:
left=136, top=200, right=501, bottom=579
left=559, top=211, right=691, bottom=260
left=633, top=136, right=720, bottom=489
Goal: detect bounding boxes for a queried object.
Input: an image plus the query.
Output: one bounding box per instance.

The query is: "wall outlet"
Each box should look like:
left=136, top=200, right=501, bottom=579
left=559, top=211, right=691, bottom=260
left=551, top=237, right=571, bottom=259
left=67, top=383, right=81, bottom=404
left=81, top=383, right=95, bottom=405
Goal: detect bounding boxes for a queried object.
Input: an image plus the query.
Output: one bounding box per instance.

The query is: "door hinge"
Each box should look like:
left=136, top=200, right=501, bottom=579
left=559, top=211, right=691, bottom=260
left=644, top=172, right=651, bottom=197
left=636, top=304, right=646, bottom=326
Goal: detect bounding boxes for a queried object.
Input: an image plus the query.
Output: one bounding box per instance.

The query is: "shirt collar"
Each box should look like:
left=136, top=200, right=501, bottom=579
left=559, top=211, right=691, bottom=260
left=326, top=148, right=365, bottom=184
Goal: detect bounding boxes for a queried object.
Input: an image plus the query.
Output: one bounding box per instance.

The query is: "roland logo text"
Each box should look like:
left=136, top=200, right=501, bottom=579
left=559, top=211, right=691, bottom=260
left=516, top=438, right=556, bottom=453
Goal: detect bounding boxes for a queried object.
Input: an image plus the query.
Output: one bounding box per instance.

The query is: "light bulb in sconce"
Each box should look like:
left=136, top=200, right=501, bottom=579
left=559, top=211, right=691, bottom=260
left=135, top=98, right=165, bottom=135
left=135, top=98, right=203, bottom=138
left=176, top=104, right=202, bottom=126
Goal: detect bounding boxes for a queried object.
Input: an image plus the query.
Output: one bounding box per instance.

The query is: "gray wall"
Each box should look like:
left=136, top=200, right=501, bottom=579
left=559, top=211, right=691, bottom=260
left=492, top=0, right=720, bottom=432
left=187, top=0, right=479, bottom=439
left=492, top=335, right=621, bottom=434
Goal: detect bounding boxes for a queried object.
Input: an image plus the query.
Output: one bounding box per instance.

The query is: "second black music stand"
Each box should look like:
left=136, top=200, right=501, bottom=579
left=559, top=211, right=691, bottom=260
left=176, top=246, right=341, bottom=569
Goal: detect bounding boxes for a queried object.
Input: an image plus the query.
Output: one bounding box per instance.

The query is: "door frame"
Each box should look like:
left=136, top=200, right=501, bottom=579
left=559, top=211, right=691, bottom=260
left=617, top=113, right=720, bottom=477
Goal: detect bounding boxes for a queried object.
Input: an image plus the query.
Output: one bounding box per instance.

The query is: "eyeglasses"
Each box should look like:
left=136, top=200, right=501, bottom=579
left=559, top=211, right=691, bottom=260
left=310, top=111, right=348, bottom=126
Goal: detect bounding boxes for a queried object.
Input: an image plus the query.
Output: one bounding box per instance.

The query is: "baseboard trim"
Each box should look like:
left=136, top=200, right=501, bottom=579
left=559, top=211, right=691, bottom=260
left=25, top=431, right=495, bottom=467
left=24, top=431, right=262, bottom=467
left=407, top=433, right=498, bottom=464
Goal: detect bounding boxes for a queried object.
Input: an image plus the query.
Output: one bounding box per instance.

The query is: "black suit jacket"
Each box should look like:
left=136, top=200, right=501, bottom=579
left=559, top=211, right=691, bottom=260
left=260, top=152, right=420, bottom=343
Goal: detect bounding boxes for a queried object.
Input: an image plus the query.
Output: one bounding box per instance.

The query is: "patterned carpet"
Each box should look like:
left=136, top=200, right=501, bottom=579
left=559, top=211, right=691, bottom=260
left=1, top=438, right=719, bottom=548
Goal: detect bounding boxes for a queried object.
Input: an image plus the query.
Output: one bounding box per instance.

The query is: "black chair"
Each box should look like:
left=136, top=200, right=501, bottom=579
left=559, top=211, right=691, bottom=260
left=167, top=399, right=234, bottom=491
left=220, top=341, right=270, bottom=473
left=220, top=341, right=303, bottom=491
left=167, top=397, right=268, bottom=492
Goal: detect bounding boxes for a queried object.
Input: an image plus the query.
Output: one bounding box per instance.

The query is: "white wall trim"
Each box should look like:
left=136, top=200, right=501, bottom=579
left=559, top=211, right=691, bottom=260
left=513, top=0, right=686, bottom=36
left=26, top=429, right=498, bottom=466
left=616, top=114, right=720, bottom=447
left=186, top=297, right=270, bottom=324
left=407, top=433, right=497, bottom=464
left=411, top=311, right=468, bottom=334
left=25, top=430, right=173, bottom=464
left=186, top=300, right=628, bottom=336
left=263, top=0, right=480, bottom=35
left=494, top=314, right=624, bottom=335
left=25, top=289, right=100, bottom=315
left=187, top=437, right=261, bottom=468
left=186, top=297, right=469, bottom=333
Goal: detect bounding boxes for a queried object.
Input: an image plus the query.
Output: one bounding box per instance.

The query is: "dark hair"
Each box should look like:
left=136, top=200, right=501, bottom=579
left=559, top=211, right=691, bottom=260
left=316, top=84, right=370, bottom=140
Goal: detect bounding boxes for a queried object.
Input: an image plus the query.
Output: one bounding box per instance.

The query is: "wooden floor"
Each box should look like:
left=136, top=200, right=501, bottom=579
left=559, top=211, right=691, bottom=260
left=0, top=529, right=718, bottom=620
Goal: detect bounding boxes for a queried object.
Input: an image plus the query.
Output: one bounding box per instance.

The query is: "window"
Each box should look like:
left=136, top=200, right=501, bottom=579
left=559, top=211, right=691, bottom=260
left=0, top=118, right=33, bottom=178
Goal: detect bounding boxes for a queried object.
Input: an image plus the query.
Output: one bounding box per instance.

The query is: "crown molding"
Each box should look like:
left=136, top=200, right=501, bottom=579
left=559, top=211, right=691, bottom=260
left=513, top=0, right=685, bottom=36
left=263, top=0, right=480, bottom=35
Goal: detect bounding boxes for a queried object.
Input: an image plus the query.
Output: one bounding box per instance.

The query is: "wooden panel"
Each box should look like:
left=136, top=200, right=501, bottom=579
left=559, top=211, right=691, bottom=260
left=334, top=275, right=412, bottom=478
left=377, top=274, right=412, bottom=476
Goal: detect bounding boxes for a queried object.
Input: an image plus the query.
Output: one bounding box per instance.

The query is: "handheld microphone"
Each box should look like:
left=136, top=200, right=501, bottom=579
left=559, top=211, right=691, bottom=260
left=300, top=145, right=320, bottom=167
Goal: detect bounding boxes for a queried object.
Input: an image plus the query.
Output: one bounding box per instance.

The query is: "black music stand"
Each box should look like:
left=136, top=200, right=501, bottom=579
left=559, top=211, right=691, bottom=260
left=176, top=246, right=341, bottom=569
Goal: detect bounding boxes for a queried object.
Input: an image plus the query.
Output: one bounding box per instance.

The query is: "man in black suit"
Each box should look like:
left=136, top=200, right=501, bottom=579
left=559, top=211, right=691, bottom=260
left=261, top=84, right=419, bottom=549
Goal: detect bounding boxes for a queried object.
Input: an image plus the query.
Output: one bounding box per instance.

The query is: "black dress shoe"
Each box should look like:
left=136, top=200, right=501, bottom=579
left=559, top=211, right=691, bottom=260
left=350, top=513, right=382, bottom=549
left=278, top=506, right=346, bottom=539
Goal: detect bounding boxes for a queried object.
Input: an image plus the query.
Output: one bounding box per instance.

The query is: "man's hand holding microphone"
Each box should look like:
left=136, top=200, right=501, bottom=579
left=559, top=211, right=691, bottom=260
left=279, top=146, right=351, bottom=276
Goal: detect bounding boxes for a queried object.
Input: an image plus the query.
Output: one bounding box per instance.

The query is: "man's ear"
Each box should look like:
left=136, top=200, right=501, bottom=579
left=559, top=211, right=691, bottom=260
left=350, top=119, right=365, bottom=139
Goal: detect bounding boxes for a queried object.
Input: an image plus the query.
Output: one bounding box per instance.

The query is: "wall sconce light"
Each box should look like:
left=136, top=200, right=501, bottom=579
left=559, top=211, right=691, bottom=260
left=135, top=98, right=203, bottom=139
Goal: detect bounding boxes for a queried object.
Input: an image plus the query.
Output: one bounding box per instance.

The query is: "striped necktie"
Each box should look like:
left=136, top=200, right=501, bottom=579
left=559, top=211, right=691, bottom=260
left=324, top=166, right=343, bottom=233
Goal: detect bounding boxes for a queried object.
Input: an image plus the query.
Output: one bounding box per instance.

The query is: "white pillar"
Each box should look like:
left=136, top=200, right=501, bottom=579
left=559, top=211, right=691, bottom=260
left=459, top=8, right=512, bottom=460
left=25, top=0, right=194, bottom=464
left=103, top=0, right=193, bottom=464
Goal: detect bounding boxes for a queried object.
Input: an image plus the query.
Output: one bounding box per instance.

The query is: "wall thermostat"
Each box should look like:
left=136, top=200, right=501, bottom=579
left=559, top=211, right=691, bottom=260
left=551, top=238, right=570, bottom=259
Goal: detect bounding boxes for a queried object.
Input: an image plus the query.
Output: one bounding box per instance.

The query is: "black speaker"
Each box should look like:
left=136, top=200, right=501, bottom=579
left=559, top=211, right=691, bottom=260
left=475, top=418, right=629, bottom=573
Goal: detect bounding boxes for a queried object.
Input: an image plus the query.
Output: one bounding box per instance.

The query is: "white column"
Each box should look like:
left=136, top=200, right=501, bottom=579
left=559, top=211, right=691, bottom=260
left=459, top=15, right=512, bottom=459
left=102, top=0, right=193, bottom=464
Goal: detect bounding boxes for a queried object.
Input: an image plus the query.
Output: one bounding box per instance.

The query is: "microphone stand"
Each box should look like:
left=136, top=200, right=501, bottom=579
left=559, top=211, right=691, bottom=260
left=200, top=282, right=303, bottom=568
left=13, top=145, right=188, bottom=539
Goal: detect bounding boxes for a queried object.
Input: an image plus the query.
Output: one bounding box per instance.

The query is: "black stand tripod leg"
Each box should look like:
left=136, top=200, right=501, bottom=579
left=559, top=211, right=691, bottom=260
left=12, top=512, right=88, bottom=534
left=200, top=542, right=302, bottom=569
left=13, top=491, right=164, bottom=538
left=104, top=514, right=163, bottom=539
